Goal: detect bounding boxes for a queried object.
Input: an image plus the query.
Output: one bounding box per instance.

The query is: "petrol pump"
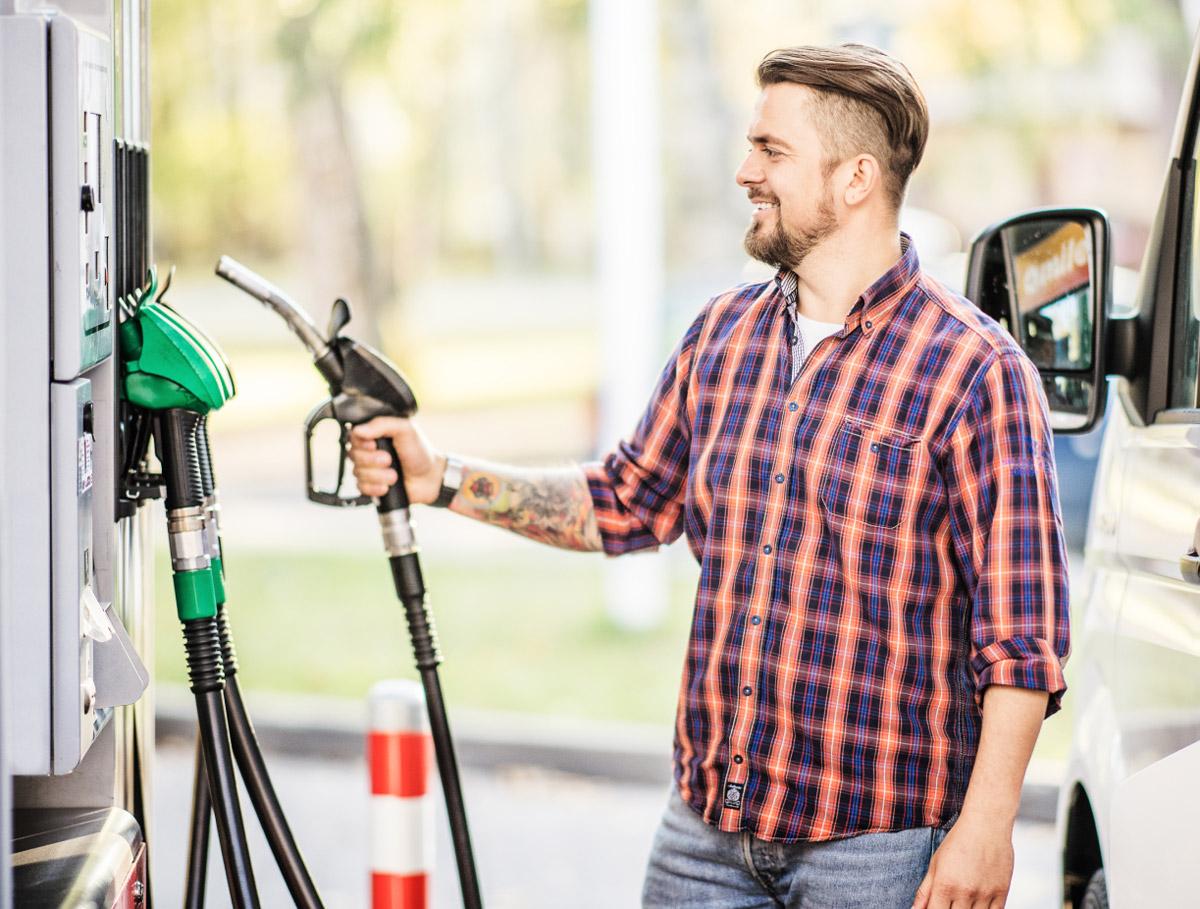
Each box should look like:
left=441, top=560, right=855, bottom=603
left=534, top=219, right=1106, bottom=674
left=0, top=3, right=481, bottom=905
left=0, top=0, right=155, bottom=904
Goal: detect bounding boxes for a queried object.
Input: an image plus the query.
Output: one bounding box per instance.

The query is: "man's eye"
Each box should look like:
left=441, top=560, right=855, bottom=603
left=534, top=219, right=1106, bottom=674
left=762, top=147, right=779, bottom=158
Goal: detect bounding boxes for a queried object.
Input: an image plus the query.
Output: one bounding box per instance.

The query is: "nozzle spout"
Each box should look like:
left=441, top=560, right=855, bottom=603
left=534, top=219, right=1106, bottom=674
left=215, top=256, right=331, bottom=362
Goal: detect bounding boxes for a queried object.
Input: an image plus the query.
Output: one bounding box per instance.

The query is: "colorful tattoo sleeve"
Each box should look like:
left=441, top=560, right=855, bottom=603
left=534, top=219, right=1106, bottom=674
left=450, top=462, right=602, bottom=552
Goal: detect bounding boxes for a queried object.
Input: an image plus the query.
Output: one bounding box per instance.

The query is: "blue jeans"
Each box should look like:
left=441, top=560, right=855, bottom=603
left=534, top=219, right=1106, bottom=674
left=642, top=789, right=950, bottom=908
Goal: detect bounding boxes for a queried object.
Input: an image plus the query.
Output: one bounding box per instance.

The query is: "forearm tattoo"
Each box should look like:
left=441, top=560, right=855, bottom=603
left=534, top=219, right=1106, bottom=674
left=450, top=462, right=602, bottom=552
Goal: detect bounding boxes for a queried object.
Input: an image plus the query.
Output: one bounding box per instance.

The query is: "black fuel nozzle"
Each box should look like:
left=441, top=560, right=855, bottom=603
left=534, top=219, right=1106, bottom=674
left=216, top=258, right=419, bottom=506
left=216, top=256, right=482, bottom=909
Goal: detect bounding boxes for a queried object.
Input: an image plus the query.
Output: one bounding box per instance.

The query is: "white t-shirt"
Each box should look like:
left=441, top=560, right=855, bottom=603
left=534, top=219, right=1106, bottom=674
left=792, top=310, right=842, bottom=366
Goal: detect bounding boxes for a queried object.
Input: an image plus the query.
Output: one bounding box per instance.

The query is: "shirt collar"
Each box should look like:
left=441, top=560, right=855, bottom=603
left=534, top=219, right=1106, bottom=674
left=772, top=232, right=921, bottom=338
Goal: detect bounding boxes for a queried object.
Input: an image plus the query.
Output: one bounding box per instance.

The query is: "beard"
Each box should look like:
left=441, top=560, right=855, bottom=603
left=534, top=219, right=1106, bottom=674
left=743, top=191, right=838, bottom=271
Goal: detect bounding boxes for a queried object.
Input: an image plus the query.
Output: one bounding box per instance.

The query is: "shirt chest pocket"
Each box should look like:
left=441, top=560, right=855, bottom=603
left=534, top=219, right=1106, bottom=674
left=818, top=421, right=923, bottom=531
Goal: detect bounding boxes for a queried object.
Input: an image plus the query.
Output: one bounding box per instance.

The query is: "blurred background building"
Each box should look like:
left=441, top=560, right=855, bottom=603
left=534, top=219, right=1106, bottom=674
left=149, top=0, right=1193, bottom=729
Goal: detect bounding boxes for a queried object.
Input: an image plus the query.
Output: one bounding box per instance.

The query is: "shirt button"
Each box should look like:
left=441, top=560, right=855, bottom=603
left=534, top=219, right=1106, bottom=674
left=742, top=686, right=752, bottom=696
left=762, top=544, right=772, bottom=555
left=774, top=473, right=785, bottom=484
left=865, top=320, right=873, bottom=330
left=870, top=443, right=879, bottom=453
left=751, top=615, right=762, bottom=625
left=788, top=402, right=798, bottom=412
left=733, top=754, right=744, bottom=764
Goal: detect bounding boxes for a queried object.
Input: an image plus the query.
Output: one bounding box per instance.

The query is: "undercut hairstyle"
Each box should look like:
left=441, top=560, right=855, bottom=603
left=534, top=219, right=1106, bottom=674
left=757, top=44, right=929, bottom=210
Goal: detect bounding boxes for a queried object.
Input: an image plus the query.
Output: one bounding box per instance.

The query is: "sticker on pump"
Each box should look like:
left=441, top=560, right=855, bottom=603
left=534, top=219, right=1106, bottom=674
left=78, top=434, right=94, bottom=494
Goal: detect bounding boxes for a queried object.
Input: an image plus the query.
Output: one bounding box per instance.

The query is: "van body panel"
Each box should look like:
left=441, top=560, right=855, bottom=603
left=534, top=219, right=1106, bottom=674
left=1059, top=334, right=1200, bottom=903
left=1111, top=415, right=1200, bottom=781
left=1108, top=739, right=1200, bottom=904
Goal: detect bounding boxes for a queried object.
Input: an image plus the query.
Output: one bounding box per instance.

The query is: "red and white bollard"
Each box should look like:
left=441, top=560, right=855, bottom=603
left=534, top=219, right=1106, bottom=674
left=368, top=679, right=434, bottom=909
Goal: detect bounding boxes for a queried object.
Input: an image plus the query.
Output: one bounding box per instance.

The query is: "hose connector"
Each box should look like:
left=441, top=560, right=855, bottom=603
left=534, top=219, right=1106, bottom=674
left=168, top=506, right=210, bottom=572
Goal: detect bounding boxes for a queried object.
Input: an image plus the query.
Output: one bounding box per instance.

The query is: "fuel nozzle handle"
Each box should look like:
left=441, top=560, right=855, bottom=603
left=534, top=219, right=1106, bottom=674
left=374, top=439, right=411, bottom=514
left=215, top=257, right=343, bottom=385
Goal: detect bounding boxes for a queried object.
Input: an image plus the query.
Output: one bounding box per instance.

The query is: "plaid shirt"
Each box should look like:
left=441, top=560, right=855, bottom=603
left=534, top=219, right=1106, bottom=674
left=584, top=237, right=1070, bottom=842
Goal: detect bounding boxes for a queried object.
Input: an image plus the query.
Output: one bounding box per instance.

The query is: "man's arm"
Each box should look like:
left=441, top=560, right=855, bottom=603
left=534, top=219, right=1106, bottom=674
left=348, top=304, right=711, bottom=556
left=348, top=417, right=602, bottom=552
left=449, top=460, right=601, bottom=552
left=912, top=685, right=1047, bottom=909
left=919, top=350, right=1070, bottom=908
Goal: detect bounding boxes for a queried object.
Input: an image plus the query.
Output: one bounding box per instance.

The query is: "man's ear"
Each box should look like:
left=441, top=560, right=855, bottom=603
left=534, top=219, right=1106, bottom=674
left=841, top=154, right=882, bottom=208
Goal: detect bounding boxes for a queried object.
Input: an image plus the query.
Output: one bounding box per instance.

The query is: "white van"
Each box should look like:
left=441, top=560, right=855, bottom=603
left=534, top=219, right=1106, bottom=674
left=964, top=32, right=1200, bottom=909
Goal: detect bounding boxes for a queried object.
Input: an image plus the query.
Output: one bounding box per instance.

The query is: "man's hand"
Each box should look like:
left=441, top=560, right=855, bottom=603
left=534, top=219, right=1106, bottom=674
left=912, top=814, right=1014, bottom=909
left=347, top=417, right=601, bottom=550
left=348, top=416, right=446, bottom=504
left=912, top=685, right=1049, bottom=909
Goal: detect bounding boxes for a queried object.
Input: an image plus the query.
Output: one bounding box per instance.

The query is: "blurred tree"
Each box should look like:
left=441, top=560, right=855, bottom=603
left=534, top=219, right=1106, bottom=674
left=275, top=0, right=402, bottom=341
left=898, top=0, right=1189, bottom=254
left=661, top=0, right=744, bottom=271
left=150, top=0, right=1189, bottom=329
left=152, top=0, right=296, bottom=264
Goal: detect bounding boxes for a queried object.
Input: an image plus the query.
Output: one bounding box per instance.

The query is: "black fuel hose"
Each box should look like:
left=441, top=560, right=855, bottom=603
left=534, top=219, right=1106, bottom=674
left=376, top=439, right=483, bottom=909
left=188, top=416, right=325, bottom=909
left=160, top=408, right=260, bottom=909
left=224, top=635, right=325, bottom=909
left=184, top=739, right=211, bottom=909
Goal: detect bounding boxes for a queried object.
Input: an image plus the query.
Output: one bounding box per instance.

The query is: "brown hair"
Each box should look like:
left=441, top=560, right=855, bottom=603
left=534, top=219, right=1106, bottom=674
left=756, top=44, right=928, bottom=210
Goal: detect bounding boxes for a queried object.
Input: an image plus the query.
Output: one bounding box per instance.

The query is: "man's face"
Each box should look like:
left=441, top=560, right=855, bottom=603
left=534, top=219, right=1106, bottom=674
left=736, top=84, right=839, bottom=271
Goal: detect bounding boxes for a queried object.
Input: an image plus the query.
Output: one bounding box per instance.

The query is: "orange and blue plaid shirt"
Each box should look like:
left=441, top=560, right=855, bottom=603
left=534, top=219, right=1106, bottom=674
left=584, top=237, right=1070, bottom=843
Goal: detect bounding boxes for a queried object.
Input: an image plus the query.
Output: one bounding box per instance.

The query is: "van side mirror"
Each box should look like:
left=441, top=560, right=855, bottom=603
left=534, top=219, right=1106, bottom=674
left=965, top=208, right=1111, bottom=434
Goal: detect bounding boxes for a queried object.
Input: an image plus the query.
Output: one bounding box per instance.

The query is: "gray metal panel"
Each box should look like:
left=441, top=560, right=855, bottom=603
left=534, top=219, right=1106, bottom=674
left=0, top=18, right=11, bottom=906
left=91, top=369, right=147, bottom=718
left=2, top=6, right=152, bottom=852
left=11, top=802, right=142, bottom=903
left=11, top=719, right=118, bottom=810
left=87, top=357, right=115, bottom=606
left=49, top=378, right=97, bottom=774
left=0, top=14, right=54, bottom=776
left=49, top=16, right=112, bottom=380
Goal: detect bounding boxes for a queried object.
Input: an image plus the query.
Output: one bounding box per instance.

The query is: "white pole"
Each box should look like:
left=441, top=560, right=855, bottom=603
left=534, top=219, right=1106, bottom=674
left=589, top=0, right=669, bottom=630
left=368, top=680, right=434, bottom=909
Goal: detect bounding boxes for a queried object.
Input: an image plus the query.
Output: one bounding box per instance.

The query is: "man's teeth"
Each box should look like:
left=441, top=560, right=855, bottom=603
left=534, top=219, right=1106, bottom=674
left=754, top=202, right=778, bottom=210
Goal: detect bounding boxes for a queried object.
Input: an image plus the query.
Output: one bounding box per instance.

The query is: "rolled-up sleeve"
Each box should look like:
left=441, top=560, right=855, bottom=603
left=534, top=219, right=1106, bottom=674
left=583, top=308, right=708, bottom=556
left=944, top=350, right=1070, bottom=715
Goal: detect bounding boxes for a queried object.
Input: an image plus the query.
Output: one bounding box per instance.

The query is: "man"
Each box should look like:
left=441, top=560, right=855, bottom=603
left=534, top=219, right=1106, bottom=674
left=350, top=44, right=1069, bottom=909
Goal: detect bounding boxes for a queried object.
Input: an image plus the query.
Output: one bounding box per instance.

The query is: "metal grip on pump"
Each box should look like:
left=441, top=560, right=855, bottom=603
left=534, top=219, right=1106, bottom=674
left=215, top=257, right=332, bottom=367
left=303, top=398, right=373, bottom=507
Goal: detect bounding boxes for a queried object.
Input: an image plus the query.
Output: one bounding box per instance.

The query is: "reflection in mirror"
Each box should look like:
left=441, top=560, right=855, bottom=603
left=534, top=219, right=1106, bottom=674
left=1003, top=220, right=1094, bottom=371
left=1043, top=375, right=1092, bottom=431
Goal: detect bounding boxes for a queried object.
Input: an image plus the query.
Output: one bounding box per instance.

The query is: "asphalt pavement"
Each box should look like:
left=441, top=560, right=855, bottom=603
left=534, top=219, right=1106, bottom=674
left=151, top=737, right=1058, bottom=909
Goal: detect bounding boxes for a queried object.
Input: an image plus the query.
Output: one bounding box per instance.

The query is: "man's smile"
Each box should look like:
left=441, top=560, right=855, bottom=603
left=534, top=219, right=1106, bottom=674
left=750, top=199, right=780, bottom=221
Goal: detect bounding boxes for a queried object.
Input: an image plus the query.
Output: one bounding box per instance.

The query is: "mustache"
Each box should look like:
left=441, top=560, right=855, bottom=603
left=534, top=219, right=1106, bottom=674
left=747, top=193, right=780, bottom=204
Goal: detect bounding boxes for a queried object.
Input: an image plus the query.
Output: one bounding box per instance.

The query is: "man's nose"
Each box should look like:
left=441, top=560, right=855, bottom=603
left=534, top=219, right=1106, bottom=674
left=735, top=153, right=762, bottom=188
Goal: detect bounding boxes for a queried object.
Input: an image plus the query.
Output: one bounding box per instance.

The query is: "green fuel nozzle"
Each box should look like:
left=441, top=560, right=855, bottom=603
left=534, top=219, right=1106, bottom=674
left=119, top=266, right=236, bottom=414
left=116, top=266, right=235, bottom=620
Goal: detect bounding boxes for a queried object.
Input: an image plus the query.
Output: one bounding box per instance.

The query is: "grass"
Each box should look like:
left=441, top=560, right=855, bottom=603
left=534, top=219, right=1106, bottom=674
left=154, top=547, right=1072, bottom=761
left=155, top=548, right=695, bottom=725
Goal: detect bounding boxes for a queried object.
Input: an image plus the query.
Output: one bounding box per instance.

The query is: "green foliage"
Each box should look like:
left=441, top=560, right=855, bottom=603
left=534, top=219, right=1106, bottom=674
left=151, top=0, right=592, bottom=277
left=152, top=111, right=296, bottom=261
left=155, top=547, right=693, bottom=724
